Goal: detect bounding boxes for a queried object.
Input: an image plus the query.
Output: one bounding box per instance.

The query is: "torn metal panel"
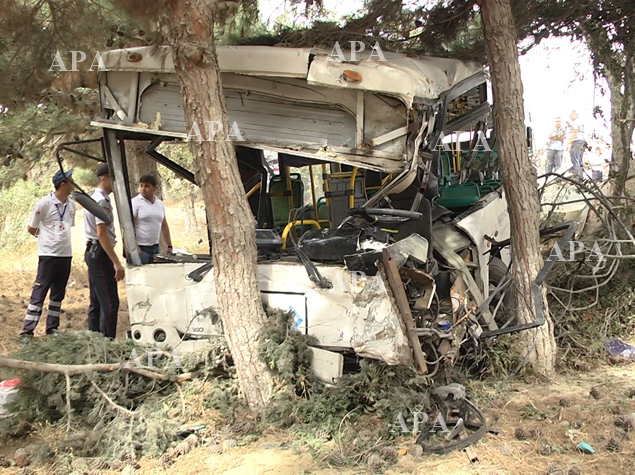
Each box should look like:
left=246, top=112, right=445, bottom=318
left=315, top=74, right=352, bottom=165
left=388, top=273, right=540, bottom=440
left=99, top=46, right=483, bottom=105
left=257, top=261, right=411, bottom=364
left=96, top=45, right=482, bottom=172
left=388, top=234, right=429, bottom=267
left=455, top=190, right=511, bottom=297
left=381, top=250, right=429, bottom=373
left=432, top=224, right=472, bottom=253
left=434, top=238, right=497, bottom=331
left=99, top=45, right=313, bottom=77
left=400, top=267, right=436, bottom=311
left=349, top=276, right=412, bottom=365
left=307, top=52, right=483, bottom=107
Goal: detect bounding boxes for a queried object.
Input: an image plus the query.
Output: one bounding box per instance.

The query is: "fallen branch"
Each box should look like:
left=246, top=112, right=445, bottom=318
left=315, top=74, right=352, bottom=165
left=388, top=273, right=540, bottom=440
left=65, top=373, right=72, bottom=433
left=0, top=356, right=192, bottom=383
left=90, top=380, right=136, bottom=416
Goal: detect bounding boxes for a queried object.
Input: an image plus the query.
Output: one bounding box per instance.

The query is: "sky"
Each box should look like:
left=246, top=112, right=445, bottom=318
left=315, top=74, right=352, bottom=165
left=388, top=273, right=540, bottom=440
left=258, top=0, right=364, bottom=27
left=519, top=37, right=611, bottom=151
left=258, top=1, right=611, bottom=152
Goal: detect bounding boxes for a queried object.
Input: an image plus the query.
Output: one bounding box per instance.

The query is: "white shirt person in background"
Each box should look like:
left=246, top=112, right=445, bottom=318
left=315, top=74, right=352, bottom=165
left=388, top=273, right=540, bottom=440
left=131, top=174, right=173, bottom=264
left=566, top=110, right=586, bottom=178
left=20, top=169, right=76, bottom=342
left=545, top=117, right=566, bottom=174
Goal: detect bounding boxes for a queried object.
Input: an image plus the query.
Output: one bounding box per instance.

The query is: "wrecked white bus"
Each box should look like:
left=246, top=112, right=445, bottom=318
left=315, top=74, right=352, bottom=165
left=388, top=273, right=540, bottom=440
left=58, top=45, right=566, bottom=381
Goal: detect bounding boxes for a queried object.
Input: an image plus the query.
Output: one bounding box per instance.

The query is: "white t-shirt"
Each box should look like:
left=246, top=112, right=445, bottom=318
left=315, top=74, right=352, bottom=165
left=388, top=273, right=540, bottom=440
left=84, top=188, right=117, bottom=246
left=131, top=194, right=165, bottom=246
left=29, top=193, right=76, bottom=257
left=568, top=118, right=585, bottom=143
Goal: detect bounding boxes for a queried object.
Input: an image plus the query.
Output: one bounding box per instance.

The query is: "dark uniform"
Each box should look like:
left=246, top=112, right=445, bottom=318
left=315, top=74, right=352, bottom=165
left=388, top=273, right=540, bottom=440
left=21, top=172, right=76, bottom=336
left=84, top=185, right=119, bottom=338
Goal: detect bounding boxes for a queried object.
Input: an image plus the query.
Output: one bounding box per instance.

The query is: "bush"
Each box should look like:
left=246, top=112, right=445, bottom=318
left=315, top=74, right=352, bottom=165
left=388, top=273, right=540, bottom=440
left=0, top=180, right=49, bottom=252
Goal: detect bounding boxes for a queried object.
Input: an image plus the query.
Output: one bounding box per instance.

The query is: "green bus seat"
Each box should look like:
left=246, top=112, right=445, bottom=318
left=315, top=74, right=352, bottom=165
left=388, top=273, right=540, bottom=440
left=439, top=152, right=453, bottom=185
left=317, top=197, right=330, bottom=222
left=483, top=179, right=501, bottom=189
left=269, top=173, right=304, bottom=228
left=478, top=184, right=495, bottom=195
left=437, top=182, right=481, bottom=209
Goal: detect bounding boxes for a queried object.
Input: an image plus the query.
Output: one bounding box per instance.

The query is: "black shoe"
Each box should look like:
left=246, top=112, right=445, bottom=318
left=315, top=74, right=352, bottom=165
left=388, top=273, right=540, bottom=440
left=46, top=329, right=61, bottom=337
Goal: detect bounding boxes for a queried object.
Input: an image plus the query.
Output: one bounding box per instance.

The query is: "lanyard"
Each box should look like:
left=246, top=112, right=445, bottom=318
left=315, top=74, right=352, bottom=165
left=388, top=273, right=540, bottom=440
left=51, top=194, right=68, bottom=221
left=55, top=203, right=67, bottom=221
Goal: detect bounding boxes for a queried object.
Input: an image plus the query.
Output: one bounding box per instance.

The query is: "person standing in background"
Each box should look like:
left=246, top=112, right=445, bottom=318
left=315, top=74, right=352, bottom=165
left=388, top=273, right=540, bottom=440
left=566, top=110, right=586, bottom=178
left=131, top=174, right=173, bottom=264
left=19, top=169, right=76, bottom=343
left=545, top=117, right=566, bottom=174
left=84, top=164, right=124, bottom=339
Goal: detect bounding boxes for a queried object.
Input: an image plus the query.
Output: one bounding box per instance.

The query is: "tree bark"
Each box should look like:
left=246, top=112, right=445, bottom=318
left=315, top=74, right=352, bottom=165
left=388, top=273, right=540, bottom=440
left=481, top=0, right=556, bottom=375
left=126, top=140, right=159, bottom=197
left=605, top=67, right=635, bottom=196
left=164, top=0, right=274, bottom=408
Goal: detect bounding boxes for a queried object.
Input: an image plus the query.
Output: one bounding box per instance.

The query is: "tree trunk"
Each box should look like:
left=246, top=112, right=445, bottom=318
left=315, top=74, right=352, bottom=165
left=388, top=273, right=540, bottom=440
left=184, top=184, right=200, bottom=233
left=126, top=140, right=159, bottom=197
left=605, top=69, right=635, bottom=196
left=481, top=0, right=556, bottom=375
left=164, top=0, right=274, bottom=408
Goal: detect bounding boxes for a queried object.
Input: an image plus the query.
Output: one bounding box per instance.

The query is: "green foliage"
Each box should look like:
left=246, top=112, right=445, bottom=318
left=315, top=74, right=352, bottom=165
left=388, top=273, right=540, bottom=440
left=259, top=308, right=319, bottom=396
left=71, top=166, right=100, bottom=190
left=259, top=308, right=432, bottom=439
left=0, top=103, right=94, bottom=188
left=266, top=359, right=431, bottom=434
left=0, top=0, right=140, bottom=105
left=204, top=378, right=246, bottom=422
left=456, top=334, right=523, bottom=380
left=4, top=331, right=185, bottom=459
left=0, top=179, right=49, bottom=252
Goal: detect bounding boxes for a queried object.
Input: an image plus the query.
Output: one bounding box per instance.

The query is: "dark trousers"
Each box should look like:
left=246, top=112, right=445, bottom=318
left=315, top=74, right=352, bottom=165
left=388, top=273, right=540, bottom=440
left=545, top=149, right=563, bottom=174
left=570, top=141, right=585, bottom=177
left=139, top=244, right=160, bottom=264
left=22, top=256, right=72, bottom=335
left=85, top=242, right=119, bottom=338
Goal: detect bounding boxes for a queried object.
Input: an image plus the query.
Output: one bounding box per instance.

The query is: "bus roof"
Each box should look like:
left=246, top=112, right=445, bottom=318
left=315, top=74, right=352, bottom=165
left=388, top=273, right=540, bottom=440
left=99, top=45, right=483, bottom=107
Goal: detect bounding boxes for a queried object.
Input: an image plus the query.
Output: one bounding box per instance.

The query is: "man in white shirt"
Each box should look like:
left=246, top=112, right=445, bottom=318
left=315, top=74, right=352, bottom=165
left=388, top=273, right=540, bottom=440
left=545, top=117, right=566, bottom=174
left=20, top=169, right=76, bottom=341
left=131, top=174, right=173, bottom=264
left=566, top=110, right=586, bottom=178
left=84, top=164, right=124, bottom=339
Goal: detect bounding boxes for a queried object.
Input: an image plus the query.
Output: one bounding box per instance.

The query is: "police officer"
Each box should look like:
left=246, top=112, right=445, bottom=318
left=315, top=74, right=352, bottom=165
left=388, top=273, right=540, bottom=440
left=20, top=169, right=76, bottom=342
left=84, top=164, right=124, bottom=339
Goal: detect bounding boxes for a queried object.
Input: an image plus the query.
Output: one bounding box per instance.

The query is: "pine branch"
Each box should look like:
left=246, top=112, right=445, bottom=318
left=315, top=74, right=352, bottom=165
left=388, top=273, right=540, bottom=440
left=0, top=355, right=192, bottom=383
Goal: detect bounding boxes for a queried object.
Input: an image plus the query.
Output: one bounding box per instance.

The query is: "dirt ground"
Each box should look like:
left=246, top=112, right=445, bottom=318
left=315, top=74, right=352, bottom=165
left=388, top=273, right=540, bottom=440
left=135, top=366, right=635, bottom=474
left=2, top=365, right=633, bottom=474
left=1, top=206, right=634, bottom=474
